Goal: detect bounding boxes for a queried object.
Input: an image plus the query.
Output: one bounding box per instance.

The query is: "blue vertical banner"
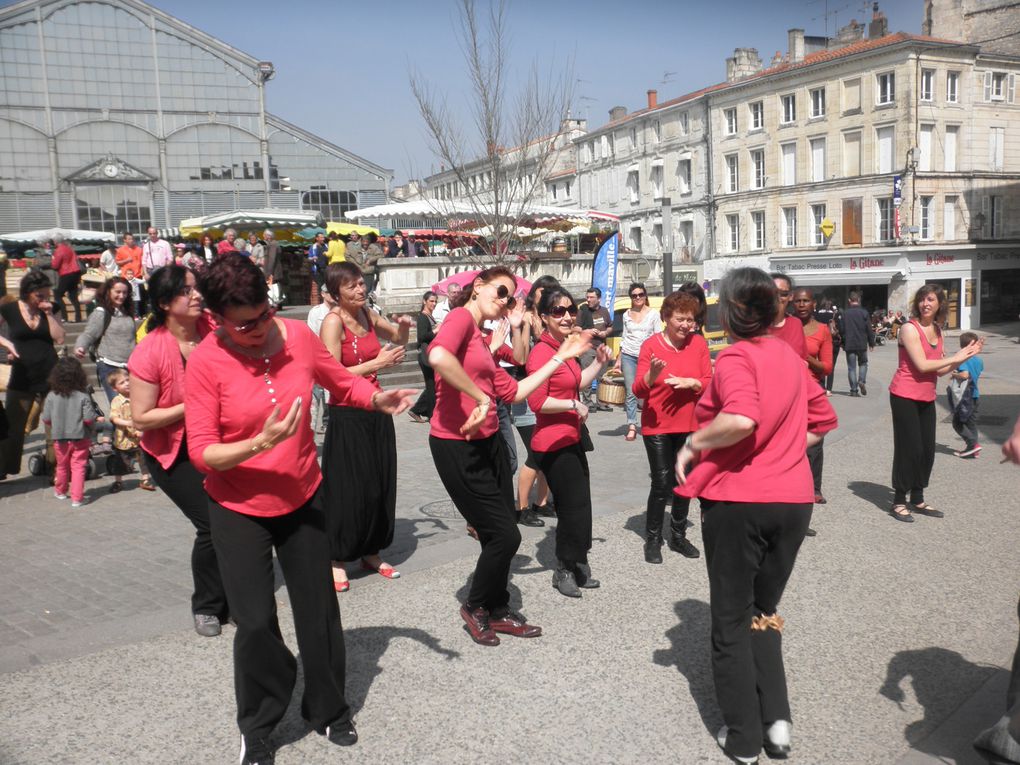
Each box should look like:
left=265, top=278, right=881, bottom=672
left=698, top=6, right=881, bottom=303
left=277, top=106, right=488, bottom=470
left=591, top=232, right=620, bottom=308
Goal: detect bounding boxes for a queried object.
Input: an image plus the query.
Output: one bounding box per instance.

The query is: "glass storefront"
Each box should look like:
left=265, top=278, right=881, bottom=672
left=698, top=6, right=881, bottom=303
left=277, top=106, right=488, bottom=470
left=75, top=184, right=152, bottom=233
left=980, top=269, right=1020, bottom=324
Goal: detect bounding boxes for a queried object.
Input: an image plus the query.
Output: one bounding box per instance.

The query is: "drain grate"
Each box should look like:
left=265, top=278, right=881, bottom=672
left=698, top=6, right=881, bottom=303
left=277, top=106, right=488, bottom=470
left=419, top=499, right=461, bottom=519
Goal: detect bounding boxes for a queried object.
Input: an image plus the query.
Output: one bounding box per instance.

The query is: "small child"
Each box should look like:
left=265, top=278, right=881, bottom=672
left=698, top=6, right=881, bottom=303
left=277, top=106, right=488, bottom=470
left=951, top=330, right=984, bottom=458
left=106, top=369, right=155, bottom=492
left=41, top=357, right=95, bottom=507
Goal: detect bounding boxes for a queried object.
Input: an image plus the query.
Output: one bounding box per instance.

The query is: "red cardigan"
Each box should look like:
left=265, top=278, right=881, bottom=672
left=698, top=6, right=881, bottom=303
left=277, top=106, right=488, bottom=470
left=632, top=332, right=712, bottom=435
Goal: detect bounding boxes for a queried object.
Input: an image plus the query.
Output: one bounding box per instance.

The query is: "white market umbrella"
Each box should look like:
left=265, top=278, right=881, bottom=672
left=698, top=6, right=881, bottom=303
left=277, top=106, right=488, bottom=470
left=0, top=227, right=115, bottom=245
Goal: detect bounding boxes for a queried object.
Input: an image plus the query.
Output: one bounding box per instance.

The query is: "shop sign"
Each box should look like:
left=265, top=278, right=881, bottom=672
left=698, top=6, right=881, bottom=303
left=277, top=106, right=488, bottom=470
left=893, top=175, right=903, bottom=206
left=671, top=270, right=698, bottom=285
left=925, top=253, right=955, bottom=266
left=819, top=218, right=835, bottom=238
left=849, top=256, right=886, bottom=270
left=975, top=250, right=1020, bottom=263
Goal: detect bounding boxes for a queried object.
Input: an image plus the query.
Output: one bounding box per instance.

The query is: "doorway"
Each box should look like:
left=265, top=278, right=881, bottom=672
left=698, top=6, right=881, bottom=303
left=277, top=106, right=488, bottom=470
left=980, top=269, right=1020, bottom=324
left=926, top=278, right=960, bottom=329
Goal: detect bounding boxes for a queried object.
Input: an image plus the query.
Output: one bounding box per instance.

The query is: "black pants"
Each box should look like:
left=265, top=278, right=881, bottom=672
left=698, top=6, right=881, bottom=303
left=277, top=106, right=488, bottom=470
left=825, top=345, right=840, bottom=392
left=890, top=393, right=936, bottom=505
left=702, top=499, right=812, bottom=759
left=496, top=401, right=518, bottom=474
left=536, top=443, right=592, bottom=564
left=54, top=271, right=82, bottom=322
left=410, top=362, right=435, bottom=418
left=209, top=494, right=350, bottom=739
left=642, top=432, right=693, bottom=538
left=430, top=434, right=520, bottom=611
left=144, top=449, right=228, bottom=617
left=806, top=438, right=824, bottom=494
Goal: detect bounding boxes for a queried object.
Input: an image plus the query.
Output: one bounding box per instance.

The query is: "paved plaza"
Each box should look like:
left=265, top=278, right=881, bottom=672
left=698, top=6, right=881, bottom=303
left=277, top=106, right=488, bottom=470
left=1, top=326, right=1019, bottom=764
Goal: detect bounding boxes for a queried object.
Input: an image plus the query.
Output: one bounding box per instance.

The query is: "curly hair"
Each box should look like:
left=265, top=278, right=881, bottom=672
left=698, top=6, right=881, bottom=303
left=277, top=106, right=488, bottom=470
left=48, top=356, right=88, bottom=397
left=19, top=269, right=52, bottom=301
left=660, top=291, right=702, bottom=321
left=910, top=283, right=948, bottom=325
left=96, top=277, right=136, bottom=317
left=199, top=253, right=268, bottom=316
left=718, top=267, right=778, bottom=340
left=146, top=265, right=192, bottom=331
left=452, top=266, right=518, bottom=309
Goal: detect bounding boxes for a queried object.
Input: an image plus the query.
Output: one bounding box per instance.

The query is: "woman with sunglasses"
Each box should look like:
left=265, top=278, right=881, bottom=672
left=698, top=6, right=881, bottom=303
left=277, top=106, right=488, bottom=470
left=183, top=254, right=414, bottom=763
left=129, top=265, right=229, bottom=638
left=527, top=286, right=612, bottom=597
left=612, top=282, right=659, bottom=441
left=319, top=262, right=412, bottom=592
left=428, top=266, right=592, bottom=646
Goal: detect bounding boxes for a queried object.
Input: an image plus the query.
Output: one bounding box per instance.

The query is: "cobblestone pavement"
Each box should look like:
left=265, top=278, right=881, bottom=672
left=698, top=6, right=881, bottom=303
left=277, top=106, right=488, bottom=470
left=1, top=323, right=1018, bottom=764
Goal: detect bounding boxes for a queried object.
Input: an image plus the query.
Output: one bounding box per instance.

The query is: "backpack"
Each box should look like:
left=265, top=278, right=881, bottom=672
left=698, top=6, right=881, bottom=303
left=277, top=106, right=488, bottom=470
left=947, top=377, right=974, bottom=421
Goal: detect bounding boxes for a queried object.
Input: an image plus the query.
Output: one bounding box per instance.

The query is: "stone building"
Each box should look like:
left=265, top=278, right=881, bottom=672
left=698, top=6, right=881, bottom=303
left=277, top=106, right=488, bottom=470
left=924, top=0, right=1020, bottom=56
left=0, top=0, right=390, bottom=235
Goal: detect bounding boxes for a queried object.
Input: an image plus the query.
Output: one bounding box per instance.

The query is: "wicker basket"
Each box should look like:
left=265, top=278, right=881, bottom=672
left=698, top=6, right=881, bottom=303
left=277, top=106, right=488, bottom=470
left=597, top=378, right=626, bottom=406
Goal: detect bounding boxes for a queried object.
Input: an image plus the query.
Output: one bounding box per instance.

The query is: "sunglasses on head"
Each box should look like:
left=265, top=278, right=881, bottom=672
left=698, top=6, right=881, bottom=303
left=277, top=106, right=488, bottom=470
left=630, top=291, right=647, bottom=299
left=493, top=283, right=517, bottom=310
left=546, top=304, right=578, bottom=318
left=233, top=306, right=277, bottom=334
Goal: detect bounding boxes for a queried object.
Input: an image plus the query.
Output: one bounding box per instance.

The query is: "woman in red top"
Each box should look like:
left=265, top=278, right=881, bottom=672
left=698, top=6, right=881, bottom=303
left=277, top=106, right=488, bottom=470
left=319, top=262, right=412, bottom=591
left=632, top=291, right=712, bottom=565
left=793, top=288, right=833, bottom=504
left=676, top=268, right=838, bottom=764
left=129, top=265, right=228, bottom=638
left=428, top=266, right=591, bottom=646
left=183, top=254, right=412, bottom=763
left=526, top=286, right=612, bottom=597
left=887, top=284, right=981, bottom=522
left=51, top=235, right=83, bottom=323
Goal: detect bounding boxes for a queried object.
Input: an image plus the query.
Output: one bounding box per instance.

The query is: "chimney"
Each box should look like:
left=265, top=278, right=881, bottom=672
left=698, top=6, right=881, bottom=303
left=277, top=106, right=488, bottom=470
left=725, top=48, right=763, bottom=82
left=609, top=105, right=627, bottom=121
left=869, top=2, right=888, bottom=38
left=770, top=50, right=786, bottom=67
left=788, top=28, right=805, bottom=63
left=647, top=89, right=658, bottom=110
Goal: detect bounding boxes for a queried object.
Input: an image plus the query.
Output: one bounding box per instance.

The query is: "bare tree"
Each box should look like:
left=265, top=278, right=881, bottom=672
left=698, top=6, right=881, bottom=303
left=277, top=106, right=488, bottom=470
left=409, top=0, right=575, bottom=264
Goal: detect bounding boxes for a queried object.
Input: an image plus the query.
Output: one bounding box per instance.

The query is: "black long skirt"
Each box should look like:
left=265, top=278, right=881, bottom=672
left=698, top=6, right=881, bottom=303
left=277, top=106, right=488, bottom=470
left=320, top=404, right=397, bottom=561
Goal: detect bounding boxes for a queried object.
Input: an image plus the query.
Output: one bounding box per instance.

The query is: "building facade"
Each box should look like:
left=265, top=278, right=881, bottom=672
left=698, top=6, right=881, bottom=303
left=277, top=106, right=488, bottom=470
left=0, top=0, right=390, bottom=235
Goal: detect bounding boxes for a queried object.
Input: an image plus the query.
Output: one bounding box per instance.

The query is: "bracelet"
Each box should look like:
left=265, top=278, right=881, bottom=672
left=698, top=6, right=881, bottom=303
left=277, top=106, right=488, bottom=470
left=551, top=355, right=565, bottom=365
left=250, top=437, right=272, bottom=453
left=371, top=391, right=380, bottom=410
left=476, top=399, right=491, bottom=410
left=570, top=399, right=577, bottom=411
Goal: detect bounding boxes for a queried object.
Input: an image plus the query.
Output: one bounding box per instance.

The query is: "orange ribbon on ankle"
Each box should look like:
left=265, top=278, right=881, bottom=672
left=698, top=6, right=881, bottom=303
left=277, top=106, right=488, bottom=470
left=751, top=614, right=785, bottom=633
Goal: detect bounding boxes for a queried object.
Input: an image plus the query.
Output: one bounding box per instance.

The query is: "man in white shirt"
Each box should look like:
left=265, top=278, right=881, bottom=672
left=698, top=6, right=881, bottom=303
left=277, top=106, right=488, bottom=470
left=432, top=282, right=462, bottom=325
left=141, top=227, right=174, bottom=279
left=306, top=288, right=336, bottom=432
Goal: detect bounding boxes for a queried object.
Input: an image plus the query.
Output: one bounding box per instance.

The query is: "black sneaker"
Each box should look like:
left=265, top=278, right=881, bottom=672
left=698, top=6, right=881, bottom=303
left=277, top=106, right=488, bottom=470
left=532, top=502, right=556, bottom=518
left=326, top=719, right=358, bottom=747
left=517, top=507, right=545, bottom=527
left=240, top=733, right=275, bottom=765
left=668, top=536, right=701, bottom=558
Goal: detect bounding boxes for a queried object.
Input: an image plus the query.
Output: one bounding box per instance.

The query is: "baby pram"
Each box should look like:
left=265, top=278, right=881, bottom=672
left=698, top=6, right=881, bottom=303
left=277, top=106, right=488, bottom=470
left=26, top=385, right=119, bottom=480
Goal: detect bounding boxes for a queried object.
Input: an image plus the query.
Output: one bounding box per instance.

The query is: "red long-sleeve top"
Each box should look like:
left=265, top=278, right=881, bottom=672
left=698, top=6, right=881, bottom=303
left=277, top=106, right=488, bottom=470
left=526, top=332, right=583, bottom=452
left=184, top=319, right=378, bottom=516
left=804, top=323, right=833, bottom=383
left=632, top=332, right=713, bottom=435
left=52, top=242, right=81, bottom=276
left=676, top=336, right=838, bottom=504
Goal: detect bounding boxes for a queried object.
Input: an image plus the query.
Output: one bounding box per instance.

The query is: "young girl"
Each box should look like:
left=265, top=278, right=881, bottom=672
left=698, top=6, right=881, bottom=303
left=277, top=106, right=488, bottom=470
left=41, top=357, right=95, bottom=508
left=106, top=368, right=154, bottom=492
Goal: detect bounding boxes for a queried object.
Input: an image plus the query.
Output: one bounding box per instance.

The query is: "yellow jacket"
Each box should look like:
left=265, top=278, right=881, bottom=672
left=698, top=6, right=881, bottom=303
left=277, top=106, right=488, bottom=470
left=327, top=239, right=346, bottom=264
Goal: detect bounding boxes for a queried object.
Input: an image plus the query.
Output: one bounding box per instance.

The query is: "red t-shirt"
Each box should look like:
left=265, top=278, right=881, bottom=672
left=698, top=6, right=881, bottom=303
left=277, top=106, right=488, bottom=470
left=889, top=319, right=943, bottom=402
left=429, top=307, right=518, bottom=441
left=677, top=336, right=838, bottom=503
left=184, top=319, right=378, bottom=516
left=769, top=316, right=808, bottom=359
left=632, top=332, right=713, bottom=435
left=526, top=333, right=583, bottom=452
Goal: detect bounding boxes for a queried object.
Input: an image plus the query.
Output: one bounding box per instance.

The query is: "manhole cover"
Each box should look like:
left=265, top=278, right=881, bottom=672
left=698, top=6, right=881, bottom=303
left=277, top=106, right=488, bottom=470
left=419, top=499, right=461, bottom=519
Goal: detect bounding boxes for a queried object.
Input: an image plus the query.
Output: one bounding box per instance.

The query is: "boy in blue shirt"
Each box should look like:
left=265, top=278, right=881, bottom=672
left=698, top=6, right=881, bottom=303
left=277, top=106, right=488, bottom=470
left=951, top=331, right=984, bottom=458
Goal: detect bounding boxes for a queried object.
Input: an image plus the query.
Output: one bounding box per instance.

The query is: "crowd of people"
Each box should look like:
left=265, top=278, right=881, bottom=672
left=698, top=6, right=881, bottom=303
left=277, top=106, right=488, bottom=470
left=1, top=233, right=1009, bottom=763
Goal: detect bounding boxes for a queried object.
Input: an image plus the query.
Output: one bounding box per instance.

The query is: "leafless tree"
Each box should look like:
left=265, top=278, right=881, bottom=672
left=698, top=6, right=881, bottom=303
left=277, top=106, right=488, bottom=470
left=409, top=0, right=575, bottom=264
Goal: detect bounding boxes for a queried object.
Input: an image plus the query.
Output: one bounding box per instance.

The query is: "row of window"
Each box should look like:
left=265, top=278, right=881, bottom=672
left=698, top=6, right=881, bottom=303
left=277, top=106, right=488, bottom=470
left=580, top=111, right=692, bottom=165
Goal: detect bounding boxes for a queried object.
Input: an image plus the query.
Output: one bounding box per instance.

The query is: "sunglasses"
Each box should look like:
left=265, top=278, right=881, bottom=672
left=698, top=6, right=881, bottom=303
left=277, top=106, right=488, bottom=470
left=493, top=283, right=517, bottom=310
left=233, top=306, right=277, bottom=334
left=546, top=305, right=578, bottom=318
left=630, top=292, right=647, bottom=299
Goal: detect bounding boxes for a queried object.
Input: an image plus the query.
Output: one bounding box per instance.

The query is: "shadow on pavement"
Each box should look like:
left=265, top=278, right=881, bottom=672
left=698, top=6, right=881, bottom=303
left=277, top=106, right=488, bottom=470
left=377, top=517, right=451, bottom=569
left=847, top=480, right=895, bottom=514
left=653, top=598, right=720, bottom=734
left=596, top=424, right=630, bottom=437
left=880, top=646, right=1007, bottom=757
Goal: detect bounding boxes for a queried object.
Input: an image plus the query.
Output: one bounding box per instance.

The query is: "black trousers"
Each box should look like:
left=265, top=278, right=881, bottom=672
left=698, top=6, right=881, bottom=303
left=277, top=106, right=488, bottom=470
left=806, top=438, right=824, bottom=494
left=536, top=443, right=592, bottom=564
left=701, top=499, right=811, bottom=760
left=54, top=272, right=82, bottom=322
left=209, top=493, right=350, bottom=739
left=410, top=361, right=435, bottom=418
left=824, top=345, right=840, bottom=392
left=890, top=393, right=936, bottom=504
left=641, top=432, right=693, bottom=538
left=430, top=434, right=520, bottom=610
left=144, top=449, right=228, bottom=617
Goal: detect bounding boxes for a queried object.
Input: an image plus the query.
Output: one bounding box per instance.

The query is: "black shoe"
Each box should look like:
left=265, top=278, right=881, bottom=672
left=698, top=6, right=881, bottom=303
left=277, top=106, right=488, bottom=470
left=326, top=719, right=358, bottom=747
left=109, top=482, right=123, bottom=494
left=532, top=502, right=556, bottom=518
left=804, top=527, right=818, bottom=537
left=240, top=733, right=275, bottom=765
left=595, top=402, right=612, bottom=412
left=517, top=507, right=545, bottom=527
left=193, top=613, right=222, bottom=637
left=644, top=535, right=664, bottom=564
left=762, top=720, right=792, bottom=759
left=859, top=382, right=867, bottom=396
left=668, top=534, right=700, bottom=558
left=552, top=565, right=581, bottom=598
left=574, top=562, right=600, bottom=589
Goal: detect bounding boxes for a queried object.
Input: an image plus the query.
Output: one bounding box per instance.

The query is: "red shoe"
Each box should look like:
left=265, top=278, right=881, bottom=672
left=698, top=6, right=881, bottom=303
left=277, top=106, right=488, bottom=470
left=460, top=604, right=499, bottom=646
left=361, top=560, right=400, bottom=579
left=489, top=609, right=542, bottom=638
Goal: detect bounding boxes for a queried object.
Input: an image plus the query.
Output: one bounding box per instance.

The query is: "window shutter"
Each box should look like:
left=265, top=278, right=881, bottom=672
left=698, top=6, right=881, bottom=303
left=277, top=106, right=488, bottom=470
left=981, top=196, right=990, bottom=236
left=984, top=71, right=993, bottom=101
left=1009, top=74, right=1016, bottom=104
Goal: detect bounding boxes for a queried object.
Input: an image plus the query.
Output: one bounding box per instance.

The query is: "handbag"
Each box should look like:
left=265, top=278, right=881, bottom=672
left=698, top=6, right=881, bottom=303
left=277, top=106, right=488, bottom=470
left=947, top=377, right=969, bottom=412
left=580, top=422, right=594, bottom=452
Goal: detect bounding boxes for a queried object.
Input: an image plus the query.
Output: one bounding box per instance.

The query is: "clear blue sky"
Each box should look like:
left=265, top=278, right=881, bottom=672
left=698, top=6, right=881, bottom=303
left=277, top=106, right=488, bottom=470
left=7, top=0, right=926, bottom=183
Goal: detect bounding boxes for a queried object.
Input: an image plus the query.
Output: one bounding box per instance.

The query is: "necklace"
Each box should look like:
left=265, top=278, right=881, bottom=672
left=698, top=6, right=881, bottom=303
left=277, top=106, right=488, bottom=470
left=228, top=339, right=279, bottom=405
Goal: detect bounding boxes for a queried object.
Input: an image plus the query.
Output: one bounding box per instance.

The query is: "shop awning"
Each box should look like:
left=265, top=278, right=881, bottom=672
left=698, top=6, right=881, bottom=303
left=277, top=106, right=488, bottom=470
left=788, top=269, right=904, bottom=286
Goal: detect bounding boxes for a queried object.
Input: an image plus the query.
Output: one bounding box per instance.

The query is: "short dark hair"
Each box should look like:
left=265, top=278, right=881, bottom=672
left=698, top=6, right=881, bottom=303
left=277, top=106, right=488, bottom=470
left=718, top=267, right=778, bottom=340
left=96, top=276, right=135, bottom=317
left=848, top=290, right=862, bottom=304
left=660, top=291, right=702, bottom=321
left=146, top=265, right=192, bottom=331
left=199, top=253, right=268, bottom=316
left=586, top=286, right=602, bottom=298
left=453, top=265, right=517, bottom=309
left=910, top=284, right=948, bottom=325
left=959, top=331, right=979, bottom=347
left=525, top=275, right=561, bottom=311
left=770, top=272, right=794, bottom=290
left=421, top=290, right=436, bottom=308
left=325, top=262, right=363, bottom=298
left=676, top=281, right=707, bottom=323
left=48, top=356, right=88, bottom=397
left=537, top=286, right=576, bottom=319
left=628, top=282, right=646, bottom=297
left=19, top=269, right=52, bottom=300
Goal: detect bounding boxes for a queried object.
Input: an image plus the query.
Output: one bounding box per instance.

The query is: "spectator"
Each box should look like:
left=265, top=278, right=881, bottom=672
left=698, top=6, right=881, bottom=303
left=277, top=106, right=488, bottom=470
left=142, top=227, right=174, bottom=279
left=408, top=290, right=439, bottom=423
left=99, top=242, right=119, bottom=276
left=41, top=357, right=95, bottom=508
left=611, top=282, right=659, bottom=441
left=841, top=291, right=875, bottom=397
left=116, top=232, right=143, bottom=278
left=73, top=276, right=137, bottom=402
left=306, top=287, right=336, bottom=434
left=433, top=282, right=461, bottom=325
left=263, top=230, right=284, bottom=304
left=407, top=234, right=422, bottom=257
left=200, top=234, right=216, bottom=264
left=577, top=286, right=613, bottom=411
left=308, top=233, right=328, bottom=293
left=347, top=232, right=383, bottom=294
left=51, top=234, right=83, bottom=322
left=217, top=228, right=239, bottom=255
left=815, top=298, right=840, bottom=396
left=247, top=233, right=264, bottom=268
left=105, top=367, right=153, bottom=493
left=326, top=232, right=346, bottom=265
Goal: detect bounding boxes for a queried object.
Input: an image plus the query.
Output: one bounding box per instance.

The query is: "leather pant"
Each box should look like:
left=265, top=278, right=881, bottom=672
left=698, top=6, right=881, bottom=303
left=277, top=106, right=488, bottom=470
left=642, top=432, right=693, bottom=539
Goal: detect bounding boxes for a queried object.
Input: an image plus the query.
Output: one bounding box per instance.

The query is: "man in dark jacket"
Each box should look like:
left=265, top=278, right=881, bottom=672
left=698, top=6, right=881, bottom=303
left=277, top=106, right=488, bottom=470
left=577, top=286, right=613, bottom=410
left=840, top=290, right=875, bottom=396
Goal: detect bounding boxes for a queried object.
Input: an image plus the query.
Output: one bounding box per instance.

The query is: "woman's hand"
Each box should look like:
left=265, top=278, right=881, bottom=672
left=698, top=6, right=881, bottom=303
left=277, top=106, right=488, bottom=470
left=558, top=330, right=594, bottom=360
left=952, top=338, right=983, bottom=365
left=648, top=355, right=668, bottom=381
left=489, top=318, right=510, bottom=351
left=375, top=343, right=406, bottom=370
left=460, top=400, right=490, bottom=440
left=664, top=376, right=701, bottom=391
left=74, top=347, right=87, bottom=359
left=507, top=301, right=526, bottom=329
left=258, top=398, right=302, bottom=449
left=574, top=399, right=589, bottom=424
left=0, top=337, right=20, bottom=360
left=675, top=442, right=700, bottom=485
left=596, top=345, right=613, bottom=366
left=372, top=388, right=417, bottom=414
left=393, top=314, right=414, bottom=328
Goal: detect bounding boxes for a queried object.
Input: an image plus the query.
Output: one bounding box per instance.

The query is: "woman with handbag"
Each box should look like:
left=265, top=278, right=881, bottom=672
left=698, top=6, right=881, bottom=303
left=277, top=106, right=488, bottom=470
left=409, top=290, right=438, bottom=423
left=612, top=282, right=660, bottom=441
left=74, top=277, right=137, bottom=402
left=526, top=286, right=611, bottom=598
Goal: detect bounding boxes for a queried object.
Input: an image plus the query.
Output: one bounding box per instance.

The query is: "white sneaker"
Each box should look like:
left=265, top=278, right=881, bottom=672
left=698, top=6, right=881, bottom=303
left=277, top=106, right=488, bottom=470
left=716, top=726, right=759, bottom=764
left=54, top=493, right=68, bottom=500
left=71, top=499, right=87, bottom=508
left=763, top=719, right=792, bottom=757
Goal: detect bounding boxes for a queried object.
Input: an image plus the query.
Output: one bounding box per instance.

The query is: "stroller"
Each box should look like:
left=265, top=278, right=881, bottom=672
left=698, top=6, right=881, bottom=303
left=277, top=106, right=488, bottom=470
left=26, top=385, right=119, bottom=480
